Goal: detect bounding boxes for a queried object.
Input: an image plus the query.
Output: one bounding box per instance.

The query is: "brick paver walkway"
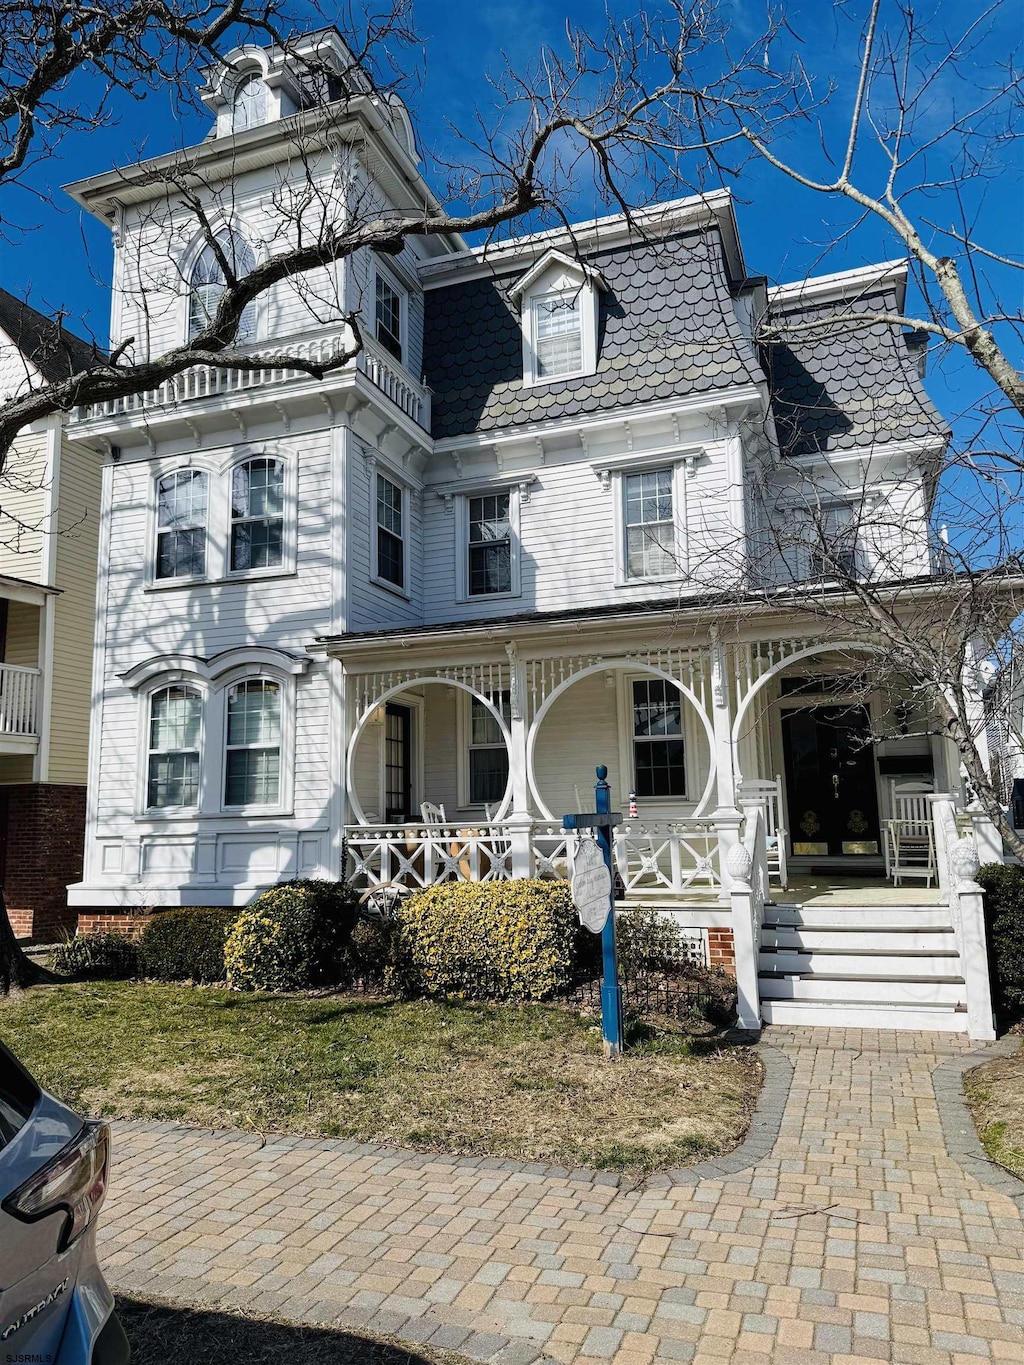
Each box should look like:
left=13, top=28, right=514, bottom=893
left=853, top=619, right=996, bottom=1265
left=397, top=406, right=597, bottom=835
left=99, top=1028, right=1024, bottom=1363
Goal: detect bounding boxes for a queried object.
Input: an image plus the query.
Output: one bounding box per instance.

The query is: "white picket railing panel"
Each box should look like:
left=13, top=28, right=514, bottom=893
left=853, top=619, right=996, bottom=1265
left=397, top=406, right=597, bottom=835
left=0, top=663, right=41, bottom=737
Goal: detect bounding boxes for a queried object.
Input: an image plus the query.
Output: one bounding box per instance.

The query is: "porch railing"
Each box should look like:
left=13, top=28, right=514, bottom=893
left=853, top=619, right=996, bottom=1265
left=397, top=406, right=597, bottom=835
left=343, top=817, right=724, bottom=897
left=931, top=794, right=996, bottom=1039
left=0, top=663, right=41, bottom=737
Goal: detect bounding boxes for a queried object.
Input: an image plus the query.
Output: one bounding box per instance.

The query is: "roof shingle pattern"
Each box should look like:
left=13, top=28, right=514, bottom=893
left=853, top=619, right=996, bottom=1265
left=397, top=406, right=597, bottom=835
left=423, top=229, right=761, bottom=440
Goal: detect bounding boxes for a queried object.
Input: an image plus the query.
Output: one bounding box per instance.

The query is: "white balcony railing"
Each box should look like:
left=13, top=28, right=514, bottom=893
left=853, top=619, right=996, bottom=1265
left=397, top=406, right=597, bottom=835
left=71, top=332, right=430, bottom=429
left=0, top=663, right=41, bottom=737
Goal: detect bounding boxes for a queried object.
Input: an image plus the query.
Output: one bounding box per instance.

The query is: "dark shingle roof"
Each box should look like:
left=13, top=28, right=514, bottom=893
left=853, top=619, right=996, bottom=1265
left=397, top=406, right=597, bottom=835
left=423, top=227, right=760, bottom=440
left=764, top=285, right=948, bottom=456
left=0, top=288, right=98, bottom=385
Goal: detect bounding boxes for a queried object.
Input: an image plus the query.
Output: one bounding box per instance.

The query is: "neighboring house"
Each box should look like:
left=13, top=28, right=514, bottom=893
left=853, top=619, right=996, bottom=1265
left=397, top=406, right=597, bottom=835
left=0, top=291, right=100, bottom=937
left=63, top=29, right=1001, bottom=1034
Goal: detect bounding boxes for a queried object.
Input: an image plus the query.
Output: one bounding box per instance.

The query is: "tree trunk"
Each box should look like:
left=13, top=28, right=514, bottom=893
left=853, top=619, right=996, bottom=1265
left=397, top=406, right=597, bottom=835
left=0, top=889, right=50, bottom=993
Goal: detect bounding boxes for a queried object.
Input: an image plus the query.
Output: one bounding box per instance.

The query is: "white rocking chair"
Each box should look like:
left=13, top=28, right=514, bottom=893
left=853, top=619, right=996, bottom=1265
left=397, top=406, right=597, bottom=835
left=419, top=801, right=447, bottom=825
left=884, top=781, right=936, bottom=886
left=737, top=776, right=788, bottom=890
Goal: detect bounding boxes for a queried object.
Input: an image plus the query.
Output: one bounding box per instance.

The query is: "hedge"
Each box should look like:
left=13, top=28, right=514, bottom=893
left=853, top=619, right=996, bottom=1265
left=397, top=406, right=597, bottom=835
left=139, top=907, right=243, bottom=983
left=224, top=879, right=359, bottom=992
left=976, top=863, right=1024, bottom=1022
left=397, top=879, right=577, bottom=1000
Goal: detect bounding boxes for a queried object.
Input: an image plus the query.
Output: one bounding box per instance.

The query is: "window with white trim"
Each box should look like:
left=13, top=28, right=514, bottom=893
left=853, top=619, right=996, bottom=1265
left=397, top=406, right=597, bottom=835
left=808, top=504, right=858, bottom=580
left=188, top=228, right=257, bottom=342
left=632, top=678, right=686, bottom=798
left=224, top=678, right=281, bottom=807
left=231, top=73, right=267, bottom=132
left=156, top=469, right=208, bottom=580
left=231, top=458, right=284, bottom=572
left=624, top=467, right=676, bottom=579
left=375, top=272, right=403, bottom=362
left=375, top=473, right=405, bottom=589
left=467, top=691, right=511, bottom=806
left=147, top=685, right=202, bottom=809
left=468, top=492, right=512, bottom=595
left=533, top=293, right=582, bottom=378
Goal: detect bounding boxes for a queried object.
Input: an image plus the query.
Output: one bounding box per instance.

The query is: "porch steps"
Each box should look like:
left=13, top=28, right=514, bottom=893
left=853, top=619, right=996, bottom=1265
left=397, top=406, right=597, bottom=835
left=758, top=900, right=969, bottom=1033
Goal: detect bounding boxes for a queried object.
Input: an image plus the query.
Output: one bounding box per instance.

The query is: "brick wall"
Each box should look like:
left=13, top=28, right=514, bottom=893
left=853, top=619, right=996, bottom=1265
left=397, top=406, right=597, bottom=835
left=707, top=926, right=736, bottom=972
left=1, top=784, right=86, bottom=941
left=76, top=909, right=153, bottom=941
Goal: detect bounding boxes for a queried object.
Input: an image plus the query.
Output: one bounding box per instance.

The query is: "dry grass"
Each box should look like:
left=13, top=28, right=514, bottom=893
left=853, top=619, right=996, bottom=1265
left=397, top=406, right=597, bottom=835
left=0, top=981, right=760, bottom=1175
left=964, top=1034, right=1024, bottom=1180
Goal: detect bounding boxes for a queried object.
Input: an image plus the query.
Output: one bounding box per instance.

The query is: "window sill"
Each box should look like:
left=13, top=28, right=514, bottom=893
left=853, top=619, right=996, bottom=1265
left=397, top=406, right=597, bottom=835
left=456, top=589, right=522, bottom=605
left=138, top=807, right=294, bottom=822
left=145, top=569, right=298, bottom=592
left=370, top=576, right=411, bottom=601
left=614, top=574, right=687, bottom=589
left=521, top=368, right=592, bottom=389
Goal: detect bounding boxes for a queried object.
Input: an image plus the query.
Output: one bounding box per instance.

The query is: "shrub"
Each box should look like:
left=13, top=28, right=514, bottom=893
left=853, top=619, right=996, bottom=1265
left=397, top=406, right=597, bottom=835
left=616, top=904, right=700, bottom=972
left=224, top=879, right=359, bottom=992
left=398, top=879, right=577, bottom=1000
left=53, top=931, right=139, bottom=980
left=139, top=907, right=243, bottom=983
left=976, top=863, right=1024, bottom=1022
left=343, top=917, right=418, bottom=996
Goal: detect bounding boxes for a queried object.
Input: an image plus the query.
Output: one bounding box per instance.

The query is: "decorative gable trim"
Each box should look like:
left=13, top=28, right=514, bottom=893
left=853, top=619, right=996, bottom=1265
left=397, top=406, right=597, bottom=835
left=508, top=248, right=606, bottom=300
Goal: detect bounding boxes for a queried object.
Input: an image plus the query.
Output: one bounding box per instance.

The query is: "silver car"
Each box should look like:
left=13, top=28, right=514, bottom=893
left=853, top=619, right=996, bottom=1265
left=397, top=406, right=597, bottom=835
left=0, top=1040, right=129, bottom=1363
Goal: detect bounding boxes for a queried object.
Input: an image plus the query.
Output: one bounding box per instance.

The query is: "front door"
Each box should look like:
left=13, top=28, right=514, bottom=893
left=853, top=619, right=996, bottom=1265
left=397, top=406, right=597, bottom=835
left=384, top=703, right=413, bottom=822
left=782, top=705, right=881, bottom=856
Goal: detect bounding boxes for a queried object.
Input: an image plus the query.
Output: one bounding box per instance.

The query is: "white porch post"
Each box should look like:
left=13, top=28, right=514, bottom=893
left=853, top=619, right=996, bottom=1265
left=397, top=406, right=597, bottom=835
left=505, top=642, right=533, bottom=878
left=725, top=838, right=761, bottom=1032
left=709, top=627, right=736, bottom=809
left=950, top=838, right=997, bottom=1041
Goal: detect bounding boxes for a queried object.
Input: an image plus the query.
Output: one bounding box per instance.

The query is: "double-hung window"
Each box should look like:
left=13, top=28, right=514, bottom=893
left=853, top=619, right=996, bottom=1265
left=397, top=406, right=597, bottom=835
left=632, top=678, right=686, bottom=798
left=375, top=473, right=405, bottom=589
left=156, top=469, right=208, bottom=580
left=534, top=293, right=582, bottom=379
left=624, top=468, right=676, bottom=579
left=188, top=228, right=257, bottom=343
left=231, top=73, right=266, bottom=132
left=467, top=691, right=511, bottom=806
left=231, top=458, right=284, bottom=571
left=147, top=686, right=202, bottom=809
left=375, top=272, right=403, bottom=362
left=224, top=679, right=281, bottom=807
left=808, top=505, right=858, bottom=580
left=468, top=492, right=512, bottom=595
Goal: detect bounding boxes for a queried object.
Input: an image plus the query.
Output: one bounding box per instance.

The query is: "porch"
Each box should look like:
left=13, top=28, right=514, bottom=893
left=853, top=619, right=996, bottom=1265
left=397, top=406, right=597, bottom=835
left=327, top=612, right=999, bottom=1039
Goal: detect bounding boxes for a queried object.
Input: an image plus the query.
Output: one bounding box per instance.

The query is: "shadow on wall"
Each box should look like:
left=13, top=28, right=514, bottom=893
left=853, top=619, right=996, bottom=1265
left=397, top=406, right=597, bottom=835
left=116, top=1295, right=452, bottom=1364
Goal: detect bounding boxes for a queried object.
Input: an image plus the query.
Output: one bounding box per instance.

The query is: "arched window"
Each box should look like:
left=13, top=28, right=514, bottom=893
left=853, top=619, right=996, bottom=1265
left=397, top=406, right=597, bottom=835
left=188, top=228, right=257, bottom=342
left=230, top=458, right=284, bottom=571
left=148, top=686, right=202, bottom=809
left=231, top=73, right=267, bottom=132
left=156, top=468, right=208, bottom=579
left=225, top=679, right=281, bottom=806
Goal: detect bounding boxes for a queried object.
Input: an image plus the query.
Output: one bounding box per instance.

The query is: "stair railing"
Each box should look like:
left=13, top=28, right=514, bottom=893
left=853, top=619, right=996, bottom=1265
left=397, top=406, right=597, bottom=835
left=724, top=805, right=767, bottom=1032
left=929, top=793, right=996, bottom=1040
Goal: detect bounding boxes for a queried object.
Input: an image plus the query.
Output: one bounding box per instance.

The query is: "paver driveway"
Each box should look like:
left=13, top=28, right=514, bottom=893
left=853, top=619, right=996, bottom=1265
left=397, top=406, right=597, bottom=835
left=99, top=1027, right=1024, bottom=1364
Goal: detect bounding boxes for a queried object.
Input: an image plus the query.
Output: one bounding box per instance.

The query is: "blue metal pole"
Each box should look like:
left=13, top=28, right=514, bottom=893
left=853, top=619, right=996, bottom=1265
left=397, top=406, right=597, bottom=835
left=594, top=765, right=623, bottom=1056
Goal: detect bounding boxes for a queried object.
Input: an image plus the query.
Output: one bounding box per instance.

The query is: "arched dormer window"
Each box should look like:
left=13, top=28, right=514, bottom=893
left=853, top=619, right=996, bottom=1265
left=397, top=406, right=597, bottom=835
left=147, top=685, right=202, bottom=809
left=231, top=72, right=267, bottom=132
left=188, top=228, right=257, bottom=343
left=230, top=457, right=284, bottom=571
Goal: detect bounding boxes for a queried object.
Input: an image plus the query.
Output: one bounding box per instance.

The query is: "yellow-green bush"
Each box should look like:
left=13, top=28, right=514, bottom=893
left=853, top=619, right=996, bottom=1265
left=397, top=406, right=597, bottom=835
left=397, top=879, right=576, bottom=1000
left=224, top=879, right=358, bottom=992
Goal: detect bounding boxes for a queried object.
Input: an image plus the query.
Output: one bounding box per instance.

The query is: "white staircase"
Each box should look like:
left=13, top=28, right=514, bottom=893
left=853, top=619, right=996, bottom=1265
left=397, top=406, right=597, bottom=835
left=758, top=899, right=970, bottom=1032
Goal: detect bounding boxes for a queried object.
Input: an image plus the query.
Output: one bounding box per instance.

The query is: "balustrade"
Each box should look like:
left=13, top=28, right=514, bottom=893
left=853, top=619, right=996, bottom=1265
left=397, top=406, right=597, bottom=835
left=0, top=663, right=41, bottom=737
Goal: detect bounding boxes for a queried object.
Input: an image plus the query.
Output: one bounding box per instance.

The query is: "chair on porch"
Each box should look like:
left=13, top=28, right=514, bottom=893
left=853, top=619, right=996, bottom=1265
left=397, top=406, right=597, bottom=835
left=420, top=801, right=447, bottom=825
left=884, top=781, right=936, bottom=886
left=737, top=776, right=789, bottom=890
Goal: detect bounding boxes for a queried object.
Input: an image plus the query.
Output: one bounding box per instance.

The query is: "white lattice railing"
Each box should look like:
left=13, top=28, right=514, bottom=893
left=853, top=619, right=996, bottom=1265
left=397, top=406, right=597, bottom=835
left=344, top=823, right=516, bottom=890
left=70, top=333, right=430, bottom=428
left=613, top=820, right=721, bottom=897
left=0, top=663, right=41, bottom=737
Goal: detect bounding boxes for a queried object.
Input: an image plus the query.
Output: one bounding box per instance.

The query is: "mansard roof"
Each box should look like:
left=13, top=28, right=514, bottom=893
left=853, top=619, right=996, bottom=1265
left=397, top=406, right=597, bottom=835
left=423, top=224, right=762, bottom=440
left=764, top=265, right=949, bottom=457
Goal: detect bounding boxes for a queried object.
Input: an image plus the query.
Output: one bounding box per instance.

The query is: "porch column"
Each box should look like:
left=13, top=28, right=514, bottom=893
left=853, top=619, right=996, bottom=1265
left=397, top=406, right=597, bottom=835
left=709, top=627, right=737, bottom=808
left=962, top=635, right=994, bottom=793
left=505, top=642, right=533, bottom=878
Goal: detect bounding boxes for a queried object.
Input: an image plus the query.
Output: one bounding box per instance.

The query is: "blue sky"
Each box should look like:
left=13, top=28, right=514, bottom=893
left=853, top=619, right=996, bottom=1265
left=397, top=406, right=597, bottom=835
left=3, top=0, right=1021, bottom=472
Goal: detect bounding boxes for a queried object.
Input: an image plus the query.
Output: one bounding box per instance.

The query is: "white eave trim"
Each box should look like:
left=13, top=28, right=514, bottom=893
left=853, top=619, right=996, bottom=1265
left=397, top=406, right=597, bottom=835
left=769, top=260, right=907, bottom=309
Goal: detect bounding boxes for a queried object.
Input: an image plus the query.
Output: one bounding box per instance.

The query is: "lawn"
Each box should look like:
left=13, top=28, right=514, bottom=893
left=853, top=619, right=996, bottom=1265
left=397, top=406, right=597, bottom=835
left=0, top=981, right=760, bottom=1174
left=964, top=1035, right=1024, bottom=1180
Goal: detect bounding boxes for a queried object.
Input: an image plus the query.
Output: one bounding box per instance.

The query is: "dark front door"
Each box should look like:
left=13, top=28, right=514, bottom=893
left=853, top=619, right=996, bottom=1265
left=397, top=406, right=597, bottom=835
left=384, top=704, right=413, bottom=822
left=781, top=705, right=881, bottom=856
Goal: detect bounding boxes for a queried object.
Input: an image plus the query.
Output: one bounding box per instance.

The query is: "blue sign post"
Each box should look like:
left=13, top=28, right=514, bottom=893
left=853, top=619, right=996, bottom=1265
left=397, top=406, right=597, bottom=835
left=563, top=765, right=624, bottom=1057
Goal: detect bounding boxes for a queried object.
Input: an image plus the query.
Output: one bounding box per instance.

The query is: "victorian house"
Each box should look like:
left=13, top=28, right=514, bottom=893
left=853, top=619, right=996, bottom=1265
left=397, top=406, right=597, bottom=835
left=63, top=29, right=1000, bottom=1036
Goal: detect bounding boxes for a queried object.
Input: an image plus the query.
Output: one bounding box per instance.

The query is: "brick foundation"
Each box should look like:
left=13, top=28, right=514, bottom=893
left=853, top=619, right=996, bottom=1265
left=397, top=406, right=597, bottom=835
left=707, top=927, right=736, bottom=972
left=0, top=784, right=86, bottom=941
left=75, top=909, right=153, bottom=941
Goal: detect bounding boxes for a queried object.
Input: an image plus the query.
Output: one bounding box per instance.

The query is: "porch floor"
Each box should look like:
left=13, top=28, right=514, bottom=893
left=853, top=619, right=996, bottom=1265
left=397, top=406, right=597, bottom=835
left=774, top=874, right=941, bottom=907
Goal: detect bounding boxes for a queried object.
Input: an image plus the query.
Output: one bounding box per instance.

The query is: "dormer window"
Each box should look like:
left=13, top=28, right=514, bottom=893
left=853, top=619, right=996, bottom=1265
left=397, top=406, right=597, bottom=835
left=512, top=248, right=604, bottom=388
left=188, top=228, right=257, bottom=343
left=231, top=73, right=267, bottom=132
